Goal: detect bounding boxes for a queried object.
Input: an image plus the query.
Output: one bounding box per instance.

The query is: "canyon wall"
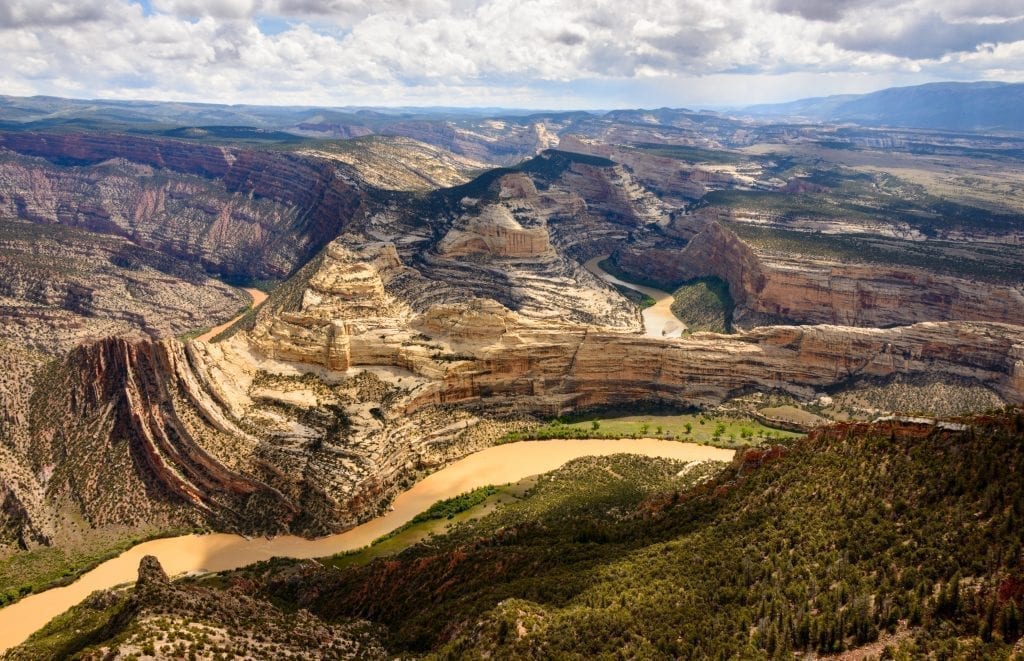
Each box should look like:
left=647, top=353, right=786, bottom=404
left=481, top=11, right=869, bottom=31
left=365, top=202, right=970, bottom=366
left=424, top=321, right=1024, bottom=412
left=22, top=312, right=1017, bottom=542
left=27, top=336, right=302, bottom=536
left=3, top=133, right=1023, bottom=549
left=615, top=215, right=1024, bottom=328
left=0, top=132, right=369, bottom=279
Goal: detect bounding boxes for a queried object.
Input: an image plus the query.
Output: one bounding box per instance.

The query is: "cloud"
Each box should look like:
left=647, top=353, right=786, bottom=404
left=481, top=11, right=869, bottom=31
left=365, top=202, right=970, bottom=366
left=932, top=0, right=1024, bottom=21
left=0, top=0, right=114, bottom=28
left=769, top=0, right=899, bottom=22
left=552, top=28, right=586, bottom=46
left=150, top=0, right=257, bottom=19
left=0, top=0, right=1022, bottom=108
left=833, top=11, right=1024, bottom=59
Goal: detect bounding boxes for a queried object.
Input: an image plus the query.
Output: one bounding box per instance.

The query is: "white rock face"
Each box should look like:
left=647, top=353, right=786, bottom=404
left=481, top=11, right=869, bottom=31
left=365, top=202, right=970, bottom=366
left=437, top=205, right=554, bottom=259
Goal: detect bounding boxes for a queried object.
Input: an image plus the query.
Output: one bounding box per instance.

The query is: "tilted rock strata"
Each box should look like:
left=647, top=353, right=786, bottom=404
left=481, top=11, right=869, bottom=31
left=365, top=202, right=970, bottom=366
left=183, top=290, right=1024, bottom=537
left=348, top=163, right=653, bottom=331
left=28, top=337, right=301, bottom=534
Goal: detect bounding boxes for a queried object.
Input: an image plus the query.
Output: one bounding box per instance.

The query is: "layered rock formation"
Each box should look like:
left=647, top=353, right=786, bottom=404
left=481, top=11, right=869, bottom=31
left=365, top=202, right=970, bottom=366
left=23, top=337, right=304, bottom=538
left=416, top=320, right=1024, bottom=412
left=0, top=131, right=369, bottom=280
left=49, top=294, right=1019, bottom=546
left=0, top=220, right=247, bottom=353
left=108, top=223, right=1016, bottom=541
left=245, top=253, right=1024, bottom=415
left=348, top=155, right=663, bottom=330
left=437, top=205, right=554, bottom=259
left=2, top=130, right=1023, bottom=577
left=614, top=213, right=1024, bottom=328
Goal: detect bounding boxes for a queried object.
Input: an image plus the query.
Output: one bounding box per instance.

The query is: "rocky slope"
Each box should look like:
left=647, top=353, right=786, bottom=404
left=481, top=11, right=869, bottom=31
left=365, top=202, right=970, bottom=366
left=4, top=555, right=385, bottom=659
left=341, top=150, right=665, bottom=330
left=0, top=131, right=370, bottom=280
left=9, top=224, right=1016, bottom=554
left=13, top=412, right=1024, bottom=659
left=4, top=145, right=1024, bottom=557
left=0, top=220, right=247, bottom=353
left=2, top=135, right=1024, bottom=621
left=557, top=134, right=742, bottom=203
left=297, top=135, right=488, bottom=191
left=613, top=212, right=1024, bottom=328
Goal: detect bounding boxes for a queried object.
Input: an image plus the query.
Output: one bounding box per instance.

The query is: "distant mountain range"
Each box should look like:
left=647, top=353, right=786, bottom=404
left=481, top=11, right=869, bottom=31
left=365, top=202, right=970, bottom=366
left=3, top=81, right=1023, bottom=135
left=743, top=81, right=1024, bottom=132
left=0, top=95, right=573, bottom=130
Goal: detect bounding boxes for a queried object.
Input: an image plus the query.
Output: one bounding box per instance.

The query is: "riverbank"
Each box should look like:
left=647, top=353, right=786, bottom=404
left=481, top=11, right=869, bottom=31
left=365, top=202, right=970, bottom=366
left=195, top=287, right=268, bottom=343
left=583, top=255, right=685, bottom=338
left=0, top=438, right=734, bottom=653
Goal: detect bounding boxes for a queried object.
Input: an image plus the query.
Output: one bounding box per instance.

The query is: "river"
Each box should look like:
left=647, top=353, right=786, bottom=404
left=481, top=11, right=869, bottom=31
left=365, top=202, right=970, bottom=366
left=195, top=287, right=268, bottom=343
left=0, top=439, right=733, bottom=652
left=583, top=255, right=685, bottom=338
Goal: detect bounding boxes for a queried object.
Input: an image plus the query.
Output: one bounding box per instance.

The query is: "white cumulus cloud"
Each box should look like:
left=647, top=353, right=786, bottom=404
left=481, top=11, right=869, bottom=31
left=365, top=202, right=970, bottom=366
left=0, top=0, right=1021, bottom=107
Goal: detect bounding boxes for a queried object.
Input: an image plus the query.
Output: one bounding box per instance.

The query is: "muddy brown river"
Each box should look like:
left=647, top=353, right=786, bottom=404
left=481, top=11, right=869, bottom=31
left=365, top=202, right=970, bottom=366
left=0, top=439, right=733, bottom=652
left=195, top=287, right=268, bottom=343
left=583, top=255, right=685, bottom=338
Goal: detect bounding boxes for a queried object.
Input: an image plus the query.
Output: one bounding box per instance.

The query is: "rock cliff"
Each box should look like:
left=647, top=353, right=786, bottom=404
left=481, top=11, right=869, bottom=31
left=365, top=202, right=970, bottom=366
left=0, top=131, right=369, bottom=280
left=614, top=213, right=1024, bottom=328
left=0, top=220, right=247, bottom=353
left=21, top=306, right=1014, bottom=547
left=249, top=262, right=1024, bottom=415
left=2, top=132, right=1024, bottom=566
left=25, top=336, right=302, bottom=537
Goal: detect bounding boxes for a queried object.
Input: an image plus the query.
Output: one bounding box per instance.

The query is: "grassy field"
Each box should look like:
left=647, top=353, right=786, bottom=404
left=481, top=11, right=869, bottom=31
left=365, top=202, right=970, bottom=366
left=759, top=405, right=830, bottom=426
left=507, top=412, right=800, bottom=448
left=629, top=143, right=745, bottom=165
left=0, top=527, right=192, bottom=607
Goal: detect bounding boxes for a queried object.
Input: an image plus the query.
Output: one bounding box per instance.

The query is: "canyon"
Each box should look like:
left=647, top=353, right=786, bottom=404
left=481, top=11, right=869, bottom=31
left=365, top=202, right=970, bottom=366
left=0, top=107, right=1022, bottom=657
left=5, top=169, right=1022, bottom=556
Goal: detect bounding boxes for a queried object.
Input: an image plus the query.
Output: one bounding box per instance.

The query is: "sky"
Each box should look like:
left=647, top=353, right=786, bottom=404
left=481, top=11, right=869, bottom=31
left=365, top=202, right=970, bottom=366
left=1, top=0, right=1023, bottom=109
